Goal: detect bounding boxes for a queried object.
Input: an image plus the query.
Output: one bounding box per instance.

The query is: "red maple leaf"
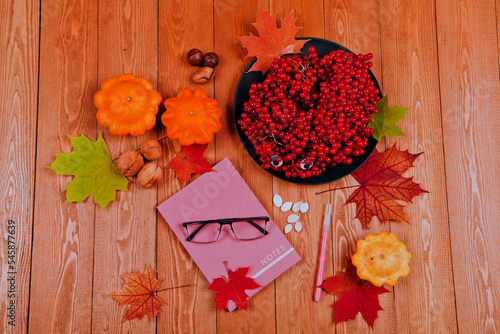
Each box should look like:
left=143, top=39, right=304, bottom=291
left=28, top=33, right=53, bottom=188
left=167, top=144, right=214, bottom=184
left=208, top=266, right=261, bottom=312
left=346, top=143, right=428, bottom=228
left=109, top=264, right=166, bottom=322
left=238, top=9, right=309, bottom=73
left=321, top=260, right=389, bottom=327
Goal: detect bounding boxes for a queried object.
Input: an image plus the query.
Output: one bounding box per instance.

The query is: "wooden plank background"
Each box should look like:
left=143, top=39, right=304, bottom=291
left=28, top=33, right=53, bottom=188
left=1, top=0, right=499, bottom=333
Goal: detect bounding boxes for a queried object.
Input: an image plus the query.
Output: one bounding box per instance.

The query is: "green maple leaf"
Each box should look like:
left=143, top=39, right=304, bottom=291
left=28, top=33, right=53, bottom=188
left=368, top=95, right=410, bottom=141
left=48, top=134, right=128, bottom=209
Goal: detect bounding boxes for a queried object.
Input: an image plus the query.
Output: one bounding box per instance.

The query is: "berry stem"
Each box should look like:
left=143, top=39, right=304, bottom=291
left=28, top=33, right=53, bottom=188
left=315, top=184, right=360, bottom=195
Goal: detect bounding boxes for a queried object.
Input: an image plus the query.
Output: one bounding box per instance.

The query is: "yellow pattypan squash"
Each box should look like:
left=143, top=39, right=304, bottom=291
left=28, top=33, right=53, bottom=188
left=161, top=87, right=222, bottom=145
left=352, top=232, right=411, bottom=287
left=95, top=73, right=162, bottom=136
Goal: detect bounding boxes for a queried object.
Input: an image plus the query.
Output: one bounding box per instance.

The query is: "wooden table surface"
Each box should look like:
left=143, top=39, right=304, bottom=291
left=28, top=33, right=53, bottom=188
left=1, top=0, right=500, bottom=333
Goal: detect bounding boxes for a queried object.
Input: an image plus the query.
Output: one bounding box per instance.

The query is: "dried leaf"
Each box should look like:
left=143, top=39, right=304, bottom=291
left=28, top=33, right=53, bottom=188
left=109, top=264, right=165, bottom=323
left=167, top=144, right=214, bottom=184
left=208, top=266, right=261, bottom=312
left=238, top=9, right=309, bottom=73
left=48, top=134, right=128, bottom=209
left=321, top=259, right=389, bottom=327
left=346, top=144, right=428, bottom=228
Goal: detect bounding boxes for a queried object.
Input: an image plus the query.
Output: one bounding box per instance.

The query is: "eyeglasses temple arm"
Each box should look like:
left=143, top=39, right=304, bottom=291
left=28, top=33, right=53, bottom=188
left=184, top=216, right=269, bottom=224
left=185, top=222, right=209, bottom=241
left=245, top=220, right=269, bottom=235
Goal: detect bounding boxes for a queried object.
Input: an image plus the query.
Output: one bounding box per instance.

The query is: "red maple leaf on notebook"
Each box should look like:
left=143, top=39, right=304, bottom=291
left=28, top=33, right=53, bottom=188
left=321, top=259, right=389, bottom=327
left=209, top=266, right=261, bottom=312
left=167, top=144, right=214, bottom=184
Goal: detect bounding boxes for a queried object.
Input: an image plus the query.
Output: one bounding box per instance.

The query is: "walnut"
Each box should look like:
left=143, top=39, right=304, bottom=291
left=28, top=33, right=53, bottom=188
left=140, top=139, right=162, bottom=161
left=116, top=150, right=144, bottom=176
left=137, top=163, right=163, bottom=188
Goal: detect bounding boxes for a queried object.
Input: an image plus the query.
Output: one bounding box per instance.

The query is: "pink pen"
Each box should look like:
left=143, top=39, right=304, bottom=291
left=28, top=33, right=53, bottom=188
left=314, top=203, right=332, bottom=302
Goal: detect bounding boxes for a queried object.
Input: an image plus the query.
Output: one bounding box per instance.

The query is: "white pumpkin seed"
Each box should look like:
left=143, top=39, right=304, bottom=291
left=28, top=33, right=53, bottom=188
left=292, top=202, right=302, bottom=212
left=280, top=201, right=293, bottom=212
left=273, top=194, right=283, bottom=208
left=287, top=214, right=300, bottom=223
left=284, top=224, right=293, bottom=234
left=299, top=202, right=309, bottom=213
left=295, top=221, right=303, bottom=232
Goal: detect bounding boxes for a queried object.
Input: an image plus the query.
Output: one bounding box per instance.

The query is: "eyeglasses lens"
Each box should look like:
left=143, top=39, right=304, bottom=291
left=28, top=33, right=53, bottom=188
left=186, top=223, right=220, bottom=243
left=231, top=219, right=267, bottom=240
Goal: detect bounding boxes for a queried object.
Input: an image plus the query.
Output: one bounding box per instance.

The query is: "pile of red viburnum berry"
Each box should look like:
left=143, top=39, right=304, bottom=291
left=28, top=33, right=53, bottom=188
left=238, top=46, right=380, bottom=178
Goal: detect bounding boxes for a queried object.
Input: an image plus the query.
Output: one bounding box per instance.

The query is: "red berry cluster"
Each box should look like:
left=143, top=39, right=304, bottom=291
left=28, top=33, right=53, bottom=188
left=238, top=46, right=380, bottom=179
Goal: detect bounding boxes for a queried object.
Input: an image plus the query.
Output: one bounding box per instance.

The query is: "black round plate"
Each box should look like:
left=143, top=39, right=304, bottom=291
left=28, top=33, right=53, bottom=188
left=233, top=37, right=380, bottom=185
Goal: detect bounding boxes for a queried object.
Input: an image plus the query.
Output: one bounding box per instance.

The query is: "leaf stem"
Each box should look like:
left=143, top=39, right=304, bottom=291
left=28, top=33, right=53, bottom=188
left=112, top=134, right=170, bottom=161
left=156, top=283, right=193, bottom=294
left=315, top=185, right=360, bottom=195
left=133, top=134, right=169, bottom=151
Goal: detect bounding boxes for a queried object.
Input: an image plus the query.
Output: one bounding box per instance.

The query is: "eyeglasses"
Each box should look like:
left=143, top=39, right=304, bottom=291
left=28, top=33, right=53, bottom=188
left=182, top=216, right=270, bottom=243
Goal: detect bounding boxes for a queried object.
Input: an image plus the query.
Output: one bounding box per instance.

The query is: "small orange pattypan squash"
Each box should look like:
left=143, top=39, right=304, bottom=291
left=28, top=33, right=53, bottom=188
left=161, top=87, right=222, bottom=145
left=351, top=232, right=411, bottom=287
left=95, top=73, right=162, bottom=136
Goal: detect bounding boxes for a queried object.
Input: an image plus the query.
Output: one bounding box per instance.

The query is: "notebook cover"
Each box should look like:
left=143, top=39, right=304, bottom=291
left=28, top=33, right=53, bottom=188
left=157, top=158, right=301, bottom=311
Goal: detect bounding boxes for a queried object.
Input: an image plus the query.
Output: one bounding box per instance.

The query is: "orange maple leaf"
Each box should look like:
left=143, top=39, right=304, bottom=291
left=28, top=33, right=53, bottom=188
left=238, top=9, right=309, bottom=73
left=109, top=264, right=165, bottom=322
left=167, top=144, right=214, bottom=184
left=346, top=144, right=428, bottom=228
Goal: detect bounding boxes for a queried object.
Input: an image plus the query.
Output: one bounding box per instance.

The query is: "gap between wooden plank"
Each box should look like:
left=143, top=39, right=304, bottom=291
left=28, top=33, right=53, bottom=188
left=431, top=0, right=460, bottom=330
left=27, top=0, right=43, bottom=330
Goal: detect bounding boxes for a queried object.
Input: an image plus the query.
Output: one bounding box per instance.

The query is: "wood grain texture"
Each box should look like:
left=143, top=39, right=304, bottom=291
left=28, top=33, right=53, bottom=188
left=497, top=0, right=500, bottom=67
left=268, top=3, right=334, bottom=333
left=29, top=0, right=96, bottom=333
left=91, top=0, right=158, bottom=333
left=380, top=0, right=458, bottom=332
left=324, top=1, right=397, bottom=333
left=214, top=1, right=276, bottom=333
left=436, top=0, right=500, bottom=332
left=157, top=0, right=217, bottom=332
left=0, top=0, right=39, bottom=332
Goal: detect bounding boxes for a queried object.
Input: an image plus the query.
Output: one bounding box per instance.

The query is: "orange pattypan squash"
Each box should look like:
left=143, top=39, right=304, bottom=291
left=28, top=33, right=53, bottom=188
left=161, top=87, right=222, bottom=145
left=95, top=73, right=162, bottom=136
left=351, top=232, right=411, bottom=287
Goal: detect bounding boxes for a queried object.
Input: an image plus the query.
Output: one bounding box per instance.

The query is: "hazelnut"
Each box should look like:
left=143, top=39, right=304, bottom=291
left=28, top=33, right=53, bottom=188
left=192, top=66, right=214, bottom=84
left=140, top=139, right=162, bottom=161
left=202, top=52, right=219, bottom=68
left=187, top=48, right=203, bottom=66
left=116, top=150, right=144, bottom=177
left=137, top=163, right=163, bottom=188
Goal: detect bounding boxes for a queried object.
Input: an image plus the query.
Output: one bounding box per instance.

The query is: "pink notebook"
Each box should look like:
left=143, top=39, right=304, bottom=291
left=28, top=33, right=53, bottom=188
left=157, top=158, right=300, bottom=311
